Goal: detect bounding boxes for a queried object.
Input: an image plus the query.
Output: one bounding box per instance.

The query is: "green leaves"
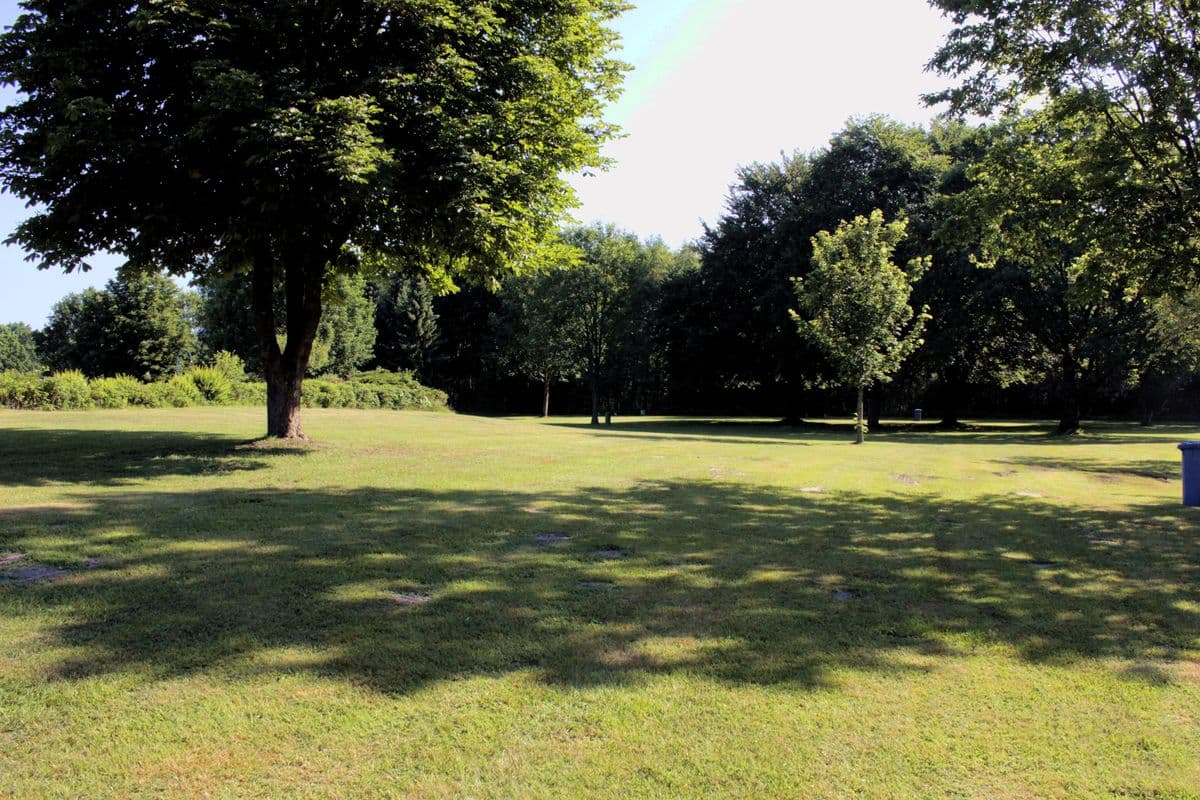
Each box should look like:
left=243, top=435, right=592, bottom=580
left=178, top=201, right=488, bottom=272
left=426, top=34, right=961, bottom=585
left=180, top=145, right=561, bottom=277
left=926, top=0, right=1200, bottom=291
left=792, top=211, right=929, bottom=393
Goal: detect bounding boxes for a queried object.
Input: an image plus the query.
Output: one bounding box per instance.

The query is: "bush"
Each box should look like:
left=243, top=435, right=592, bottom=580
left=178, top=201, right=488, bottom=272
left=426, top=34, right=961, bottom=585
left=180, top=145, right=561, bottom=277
left=231, top=381, right=267, bottom=405
left=0, top=370, right=47, bottom=409
left=302, top=379, right=356, bottom=408
left=145, top=375, right=202, bottom=408
left=90, top=375, right=146, bottom=408
left=0, top=367, right=446, bottom=412
left=46, top=370, right=92, bottom=409
left=348, top=369, right=449, bottom=410
left=186, top=367, right=233, bottom=404
left=209, top=350, right=247, bottom=383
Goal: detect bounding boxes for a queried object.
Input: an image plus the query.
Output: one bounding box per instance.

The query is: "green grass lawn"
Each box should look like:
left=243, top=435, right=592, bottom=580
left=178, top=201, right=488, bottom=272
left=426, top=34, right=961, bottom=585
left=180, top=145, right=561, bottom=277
left=2, top=408, right=1199, bottom=799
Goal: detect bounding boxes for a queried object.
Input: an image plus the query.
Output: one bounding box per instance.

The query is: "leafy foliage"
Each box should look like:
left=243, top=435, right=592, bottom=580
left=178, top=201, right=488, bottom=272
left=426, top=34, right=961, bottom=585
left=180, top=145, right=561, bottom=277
left=0, top=369, right=446, bottom=411
left=0, top=322, right=41, bottom=372
left=36, top=273, right=197, bottom=380
left=792, top=211, right=929, bottom=441
left=0, top=0, right=629, bottom=436
left=927, top=0, right=1200, bottom=290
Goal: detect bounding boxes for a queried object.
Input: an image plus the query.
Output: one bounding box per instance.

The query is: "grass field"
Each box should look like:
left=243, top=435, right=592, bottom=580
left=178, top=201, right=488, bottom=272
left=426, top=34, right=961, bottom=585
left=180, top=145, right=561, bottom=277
left=1, top=407, right=1199, bottom=799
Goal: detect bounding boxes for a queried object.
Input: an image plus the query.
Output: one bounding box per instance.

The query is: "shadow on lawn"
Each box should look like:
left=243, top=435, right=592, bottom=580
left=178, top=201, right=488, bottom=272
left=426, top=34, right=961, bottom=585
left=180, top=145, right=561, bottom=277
left=0, top=427, right=309, bottom=486
left=4, top=457, right=1198, bottom=695
left=547, top=417, right=1200, bottom=447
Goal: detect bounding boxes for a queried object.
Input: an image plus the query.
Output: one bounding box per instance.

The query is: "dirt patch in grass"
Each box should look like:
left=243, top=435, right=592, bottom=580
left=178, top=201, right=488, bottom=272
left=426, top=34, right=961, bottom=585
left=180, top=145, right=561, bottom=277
left=591, top=548, right=628, bottom=560
left=577, top=580, right=616, bottom=591
left=0, top=502, right=88, bottom=517
left=0, top=563, right=69, bottom=585
left=388, top=592, right=432, bottom=606
left=531, top=532, right=571, bottom=545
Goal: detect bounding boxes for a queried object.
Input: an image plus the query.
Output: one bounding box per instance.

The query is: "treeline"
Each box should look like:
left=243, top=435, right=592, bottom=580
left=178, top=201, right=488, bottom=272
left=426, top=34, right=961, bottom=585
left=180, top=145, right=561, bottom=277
left=4, top=114, right=1199, bottom=428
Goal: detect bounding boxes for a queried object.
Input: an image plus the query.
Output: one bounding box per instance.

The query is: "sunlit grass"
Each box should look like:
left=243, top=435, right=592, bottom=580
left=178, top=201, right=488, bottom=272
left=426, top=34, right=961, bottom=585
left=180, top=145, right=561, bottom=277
left=1, top=408, right=1199, bottom=798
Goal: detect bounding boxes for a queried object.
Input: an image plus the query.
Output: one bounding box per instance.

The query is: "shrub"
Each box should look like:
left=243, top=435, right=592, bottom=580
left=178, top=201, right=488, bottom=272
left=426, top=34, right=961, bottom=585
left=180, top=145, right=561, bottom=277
left=145, top=375, right=202, bottom=407
left=302, top=379, right=356, bottom=408
left=348, top=369, right=449, bottom=410
left=231, top=381, right=267, bottom=405
left=0, top=370, right=47, bottom=409
left=46, top=370, right=92, bottom=409
left=186, top=367, right=233, bottom=404
left=90, top=375, right=146, bottom=408
left=209, top=350, right=247, bottom=383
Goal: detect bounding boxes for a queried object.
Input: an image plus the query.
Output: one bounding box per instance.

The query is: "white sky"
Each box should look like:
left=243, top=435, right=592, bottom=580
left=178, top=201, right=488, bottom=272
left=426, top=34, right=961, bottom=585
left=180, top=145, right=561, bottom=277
left=0, top=0, right=954, bottom=326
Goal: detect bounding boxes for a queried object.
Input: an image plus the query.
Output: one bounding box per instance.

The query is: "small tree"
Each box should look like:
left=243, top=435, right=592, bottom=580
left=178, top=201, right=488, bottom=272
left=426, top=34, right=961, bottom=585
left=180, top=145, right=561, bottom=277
left=792, top=211, right=929, bottom=443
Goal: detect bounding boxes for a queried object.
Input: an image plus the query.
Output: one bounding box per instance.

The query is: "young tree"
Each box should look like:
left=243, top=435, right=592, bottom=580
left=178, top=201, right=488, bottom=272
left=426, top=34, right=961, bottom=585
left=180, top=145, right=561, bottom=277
left=0, top=322, right=41, bottom=372
left=0, top=0, right=627, bottom=437
left=792, top=211, right=929, bottom=444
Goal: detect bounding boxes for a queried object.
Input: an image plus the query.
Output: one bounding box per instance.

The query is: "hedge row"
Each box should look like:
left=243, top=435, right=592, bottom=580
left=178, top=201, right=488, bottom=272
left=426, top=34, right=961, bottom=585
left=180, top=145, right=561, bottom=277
left=0, top=368, right=449, bottom=412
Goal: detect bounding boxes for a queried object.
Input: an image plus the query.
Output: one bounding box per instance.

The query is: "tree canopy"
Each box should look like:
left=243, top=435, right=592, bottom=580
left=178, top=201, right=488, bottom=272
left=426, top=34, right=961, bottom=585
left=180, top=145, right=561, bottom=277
left=0, top=0, right=628, bottom=436
left=927, top=0, right=1200, bottom=290
left=792, top=211, right=929, bottom=443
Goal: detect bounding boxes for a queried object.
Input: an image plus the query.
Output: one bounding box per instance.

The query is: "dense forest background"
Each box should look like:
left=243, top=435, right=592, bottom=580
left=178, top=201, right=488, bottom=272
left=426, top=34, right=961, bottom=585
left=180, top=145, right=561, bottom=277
left=3, top=114, right=1198, bottom=429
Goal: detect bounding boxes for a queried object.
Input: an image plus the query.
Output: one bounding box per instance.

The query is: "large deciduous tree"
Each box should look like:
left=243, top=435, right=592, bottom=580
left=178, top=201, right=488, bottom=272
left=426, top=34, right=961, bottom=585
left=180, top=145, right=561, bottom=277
left=792, top=211, right=929, bottom=444
left=926, top=0, right=1200, bottom=291
left=952, top=109, right=1159, bottom=434
left=0, top=0, right=628, bottom=437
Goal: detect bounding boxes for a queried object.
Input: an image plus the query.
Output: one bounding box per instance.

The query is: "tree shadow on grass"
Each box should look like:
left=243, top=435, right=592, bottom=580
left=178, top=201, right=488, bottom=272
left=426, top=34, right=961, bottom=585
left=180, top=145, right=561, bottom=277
left=3, top=476, right=1198, bottom=695
left=541, top=418, right=814, bottom=446
left=0, top=428, right=311, bottom=486
left=546, top=417, right=1200, bottom=447
left=1005, top=455, right=1180, bottom=483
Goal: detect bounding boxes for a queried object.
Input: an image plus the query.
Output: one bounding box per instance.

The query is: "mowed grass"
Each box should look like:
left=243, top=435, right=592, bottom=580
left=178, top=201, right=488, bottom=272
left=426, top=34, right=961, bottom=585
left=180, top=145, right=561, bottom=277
left=1, top=408, right=1199, bottom=799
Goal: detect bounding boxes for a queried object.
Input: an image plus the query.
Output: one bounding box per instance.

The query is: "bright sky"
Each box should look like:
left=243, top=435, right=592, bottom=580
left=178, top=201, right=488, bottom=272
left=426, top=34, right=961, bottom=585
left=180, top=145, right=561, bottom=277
left=0, top=0, right=953, bottom=327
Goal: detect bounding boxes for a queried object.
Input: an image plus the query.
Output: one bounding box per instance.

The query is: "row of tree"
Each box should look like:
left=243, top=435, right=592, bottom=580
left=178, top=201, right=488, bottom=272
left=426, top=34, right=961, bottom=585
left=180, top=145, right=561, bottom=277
left=3, top=1, right=1199, bottom=437
left=8, top=109, right=1198, bottom=434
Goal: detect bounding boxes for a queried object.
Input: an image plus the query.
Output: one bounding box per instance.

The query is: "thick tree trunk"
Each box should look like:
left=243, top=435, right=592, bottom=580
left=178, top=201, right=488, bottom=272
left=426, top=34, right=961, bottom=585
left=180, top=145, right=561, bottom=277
left=266, top=363, right=306, bottom=438
left=251, top=241, right=326, bottom=439
left=542, top=375, right=551, bottom=418
left=867, top=389, right=881, bottom=432
left=855, top=386, right=865, bottom=444
left=1056, top=399, right=1082, bottom=435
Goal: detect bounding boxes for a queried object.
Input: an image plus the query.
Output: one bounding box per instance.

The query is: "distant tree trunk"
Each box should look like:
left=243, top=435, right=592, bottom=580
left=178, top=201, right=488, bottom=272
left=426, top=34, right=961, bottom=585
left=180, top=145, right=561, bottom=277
left=855, top=385, right=865, bottom=444
left=542, top=374, right=551, bottom=418
left=939, top=377, right=963, bottom=428
left=590, top=374, right=600, bottom=425
left=252, top=243, right=325, bottom=440
left=867, top=389, right=882, bottom=431
left=1055, top=353, right=1082, bottom=435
